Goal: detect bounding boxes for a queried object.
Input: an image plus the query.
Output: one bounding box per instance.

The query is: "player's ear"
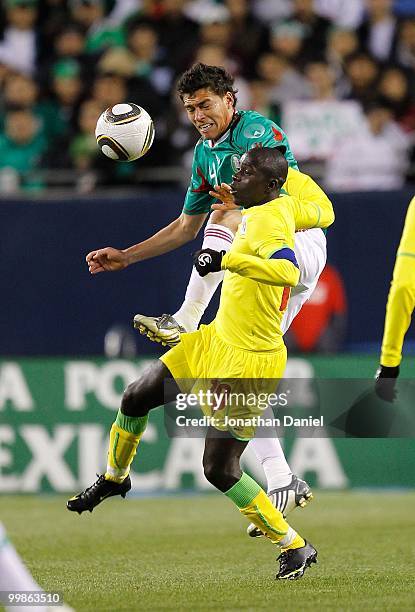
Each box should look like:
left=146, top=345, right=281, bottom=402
left=224, top=91, right=234, bottom=108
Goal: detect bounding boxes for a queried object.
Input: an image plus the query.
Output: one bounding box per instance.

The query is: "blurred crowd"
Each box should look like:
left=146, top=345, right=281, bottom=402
left=0, top=0, right=415, bottom=193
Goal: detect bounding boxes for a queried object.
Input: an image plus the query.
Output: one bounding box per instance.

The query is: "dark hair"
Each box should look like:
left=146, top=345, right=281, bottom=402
left=177, top=63, right=238, bottom=106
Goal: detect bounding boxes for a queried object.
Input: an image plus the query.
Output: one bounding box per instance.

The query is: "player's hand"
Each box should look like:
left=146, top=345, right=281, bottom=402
left=209, top=183, right=239, bottom=211
left=374, top=364, right=400, bottom=402
left=193, top=248, right=225, bottom=277
left=86, top=247, right=128, bottom=274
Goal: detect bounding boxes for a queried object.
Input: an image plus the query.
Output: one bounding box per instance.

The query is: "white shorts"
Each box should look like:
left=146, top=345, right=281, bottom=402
left=281, top=228, right=327, bottom=334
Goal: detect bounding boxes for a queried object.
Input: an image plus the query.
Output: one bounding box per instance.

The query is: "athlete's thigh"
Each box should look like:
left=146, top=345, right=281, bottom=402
left=294, top=229, right=327, bottom=291
left=122, top=360, right=177, bottom=416
left=281, top=229, right=327, bottom=334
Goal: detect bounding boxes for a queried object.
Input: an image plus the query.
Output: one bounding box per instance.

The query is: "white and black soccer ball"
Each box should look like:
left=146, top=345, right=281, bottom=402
left=95, top=103, right=155, bottom=162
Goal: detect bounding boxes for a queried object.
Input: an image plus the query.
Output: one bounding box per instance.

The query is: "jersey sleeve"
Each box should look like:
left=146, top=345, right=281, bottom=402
left=182, top=143, right=215, bottom=216
left=380, top=196, right=415, bottom=367
left=285, top=168, right=335, bottom=230
left=236, top=113, right=299, bottom=170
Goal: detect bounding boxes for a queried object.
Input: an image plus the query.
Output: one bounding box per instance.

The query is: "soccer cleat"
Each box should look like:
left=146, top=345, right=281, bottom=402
left=133, top=313, right=186, bottom=347
left=276, top=541, right=318, bottom=580
left=66, top=474, right=131, bottom=514
left=247, top=475, right=313, bottom=538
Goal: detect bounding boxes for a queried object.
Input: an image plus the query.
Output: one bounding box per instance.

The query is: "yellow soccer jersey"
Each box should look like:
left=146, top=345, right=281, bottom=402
left=215, top=193, right=334, bottom=352
left=381, top=196, right=415, bottom=367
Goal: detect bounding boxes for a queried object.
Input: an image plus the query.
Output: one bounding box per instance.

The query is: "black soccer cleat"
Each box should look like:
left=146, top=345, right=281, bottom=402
left=66, top=474, right=131, bottom=514
left=276, top=541, right=318, bottom=580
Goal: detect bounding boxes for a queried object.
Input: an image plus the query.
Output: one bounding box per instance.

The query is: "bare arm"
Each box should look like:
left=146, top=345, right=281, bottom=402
left=125, top=212, right=207, bottom=263
left=86, top=212, right=208, bottom=274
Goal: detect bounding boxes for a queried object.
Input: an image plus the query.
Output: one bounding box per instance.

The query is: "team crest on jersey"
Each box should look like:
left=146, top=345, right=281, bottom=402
left=230, top=154, right=241, bottom=173
left=243, top=123, right=266, bottom=139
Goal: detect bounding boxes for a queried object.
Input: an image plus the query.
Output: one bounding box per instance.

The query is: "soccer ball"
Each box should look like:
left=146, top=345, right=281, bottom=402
left=95, top=103, right=155, bottom=162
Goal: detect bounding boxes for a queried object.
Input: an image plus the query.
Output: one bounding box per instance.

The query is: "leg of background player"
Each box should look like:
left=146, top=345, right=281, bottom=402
left=249, top=229, right=327, bottom=491
left=134, top=213, right=237, bottom=344
left=173, top=216, right=235, bottom=332
left=0, top=522, right=45, bottom=612
left=248, top=281, right=316, bottom=495
left=0, top=522, right=73, bottom=612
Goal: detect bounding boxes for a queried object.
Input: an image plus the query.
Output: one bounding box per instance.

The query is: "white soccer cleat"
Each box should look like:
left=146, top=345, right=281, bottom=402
left=133, top=313, right=186, bottom=347
left=247, top=475, right=313, bottom=538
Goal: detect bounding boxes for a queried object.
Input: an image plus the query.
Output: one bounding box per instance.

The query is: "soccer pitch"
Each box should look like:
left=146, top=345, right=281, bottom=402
left=2, top=492, right=415, bottom=611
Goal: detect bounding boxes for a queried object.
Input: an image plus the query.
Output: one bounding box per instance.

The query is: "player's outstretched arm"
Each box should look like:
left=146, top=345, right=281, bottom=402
left=86, top=212, right=208, bottom=274
left=86, top=247, right=128, bottom=274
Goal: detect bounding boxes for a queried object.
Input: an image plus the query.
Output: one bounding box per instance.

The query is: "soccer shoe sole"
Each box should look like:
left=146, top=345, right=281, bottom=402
left=247, top=488, right=313, bottom=538
left=133, top=314, right=181, bottom=347
left=276, top=550, right=318, bottom=581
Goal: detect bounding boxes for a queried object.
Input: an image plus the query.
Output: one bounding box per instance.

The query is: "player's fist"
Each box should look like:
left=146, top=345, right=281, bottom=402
left=193, top=248, right=225, bottom=277
left=86, top=247, right=128, bottom=274
left=374, top=364, right=400, bottom=402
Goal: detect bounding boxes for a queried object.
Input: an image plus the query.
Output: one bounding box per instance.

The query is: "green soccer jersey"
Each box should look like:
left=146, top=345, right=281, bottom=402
left=183, top=110, right=298, bottom=216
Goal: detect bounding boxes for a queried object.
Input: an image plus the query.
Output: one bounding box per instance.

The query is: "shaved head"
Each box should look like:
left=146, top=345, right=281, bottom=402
left=231, top=147, right=289, bottom=208
left=245, top=147, right=288, bottom=184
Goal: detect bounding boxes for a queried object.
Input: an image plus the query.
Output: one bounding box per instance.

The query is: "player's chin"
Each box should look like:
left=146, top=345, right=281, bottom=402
left=199, top=126, right=218, bottom=140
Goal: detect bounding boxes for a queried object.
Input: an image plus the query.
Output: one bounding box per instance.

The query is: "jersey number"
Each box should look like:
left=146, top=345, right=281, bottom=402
left=279, top=287, right=291, bottom=312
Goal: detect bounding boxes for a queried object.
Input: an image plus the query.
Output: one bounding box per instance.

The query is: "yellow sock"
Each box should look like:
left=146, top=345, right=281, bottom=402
left=225, top=473, right=305, bottom=548
left=105, top=412, right=148, bottom=483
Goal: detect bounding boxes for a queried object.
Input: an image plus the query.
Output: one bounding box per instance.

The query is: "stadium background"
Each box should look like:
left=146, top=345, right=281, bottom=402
left=1, top=2, right=415, bottom=609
